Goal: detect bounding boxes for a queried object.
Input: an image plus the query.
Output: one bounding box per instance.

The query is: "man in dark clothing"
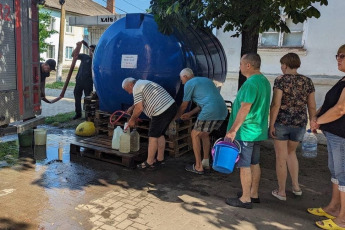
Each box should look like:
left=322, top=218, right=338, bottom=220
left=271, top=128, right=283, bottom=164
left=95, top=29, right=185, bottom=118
left=72, top=42, right=95, bottom=120
left=40, top=59, right=56, bottom=103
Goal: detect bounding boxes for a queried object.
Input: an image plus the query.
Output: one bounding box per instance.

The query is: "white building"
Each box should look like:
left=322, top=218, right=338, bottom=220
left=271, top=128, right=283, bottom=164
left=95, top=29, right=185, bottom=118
left=41, top=0, right=114, bottom=67
left=217, top=0, right=345, bottom=107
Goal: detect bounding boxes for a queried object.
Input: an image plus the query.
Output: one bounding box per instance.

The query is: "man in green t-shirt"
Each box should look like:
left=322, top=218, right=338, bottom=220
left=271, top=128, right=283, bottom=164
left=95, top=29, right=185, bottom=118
left=225, top=53, right=271, bottom=209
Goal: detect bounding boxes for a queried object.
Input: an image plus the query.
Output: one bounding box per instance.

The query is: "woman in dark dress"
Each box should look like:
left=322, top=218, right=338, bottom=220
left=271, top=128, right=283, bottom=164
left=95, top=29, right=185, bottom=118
left=308, top=44, right=345, bottom=229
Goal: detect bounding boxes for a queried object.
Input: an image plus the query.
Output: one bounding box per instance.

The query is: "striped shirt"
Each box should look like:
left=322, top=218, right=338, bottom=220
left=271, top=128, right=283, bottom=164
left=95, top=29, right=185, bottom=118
left=133, top=80, right=175, bottom=118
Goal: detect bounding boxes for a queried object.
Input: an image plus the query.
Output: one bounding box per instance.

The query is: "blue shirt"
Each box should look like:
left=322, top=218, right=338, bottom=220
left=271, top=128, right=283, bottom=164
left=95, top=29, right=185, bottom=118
left=183, top=77, right=227, bottom=120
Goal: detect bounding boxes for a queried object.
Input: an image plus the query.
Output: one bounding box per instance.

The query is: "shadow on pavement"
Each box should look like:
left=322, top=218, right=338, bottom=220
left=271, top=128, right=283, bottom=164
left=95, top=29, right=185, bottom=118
left=0, top=218, right=32, bottom=230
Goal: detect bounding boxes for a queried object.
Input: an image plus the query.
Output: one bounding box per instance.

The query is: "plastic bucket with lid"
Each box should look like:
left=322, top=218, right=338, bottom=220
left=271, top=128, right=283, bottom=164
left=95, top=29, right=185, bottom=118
left=212, top=138, right=241, bottom=174
left=34, top=129, right=47, bottom=145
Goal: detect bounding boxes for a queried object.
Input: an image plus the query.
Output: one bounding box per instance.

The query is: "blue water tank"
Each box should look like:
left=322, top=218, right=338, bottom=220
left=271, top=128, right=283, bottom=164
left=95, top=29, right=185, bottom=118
left=93, top=13, right=227, bottom=113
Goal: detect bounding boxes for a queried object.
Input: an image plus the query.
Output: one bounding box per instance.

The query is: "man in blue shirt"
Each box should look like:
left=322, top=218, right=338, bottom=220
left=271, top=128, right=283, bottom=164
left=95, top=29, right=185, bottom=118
left=175, top=68, right=228, bottom=174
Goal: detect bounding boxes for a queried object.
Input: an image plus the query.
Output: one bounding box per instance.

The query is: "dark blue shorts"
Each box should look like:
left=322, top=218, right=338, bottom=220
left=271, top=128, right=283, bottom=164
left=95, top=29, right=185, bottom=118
left=274, top=124, right=306, bottom=142
left=236, top=141, right=261, bottom=168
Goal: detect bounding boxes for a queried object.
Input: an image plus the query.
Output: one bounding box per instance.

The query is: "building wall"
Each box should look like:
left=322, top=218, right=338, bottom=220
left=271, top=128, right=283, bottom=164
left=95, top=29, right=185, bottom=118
left=217, top=0, right=345, bottom=108
left=40, top=8, right=86, bottom=67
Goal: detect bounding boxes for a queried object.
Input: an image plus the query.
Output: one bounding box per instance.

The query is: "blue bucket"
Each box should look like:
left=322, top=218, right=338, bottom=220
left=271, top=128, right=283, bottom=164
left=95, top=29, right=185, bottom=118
left=212, top=139, right=240, bottom=174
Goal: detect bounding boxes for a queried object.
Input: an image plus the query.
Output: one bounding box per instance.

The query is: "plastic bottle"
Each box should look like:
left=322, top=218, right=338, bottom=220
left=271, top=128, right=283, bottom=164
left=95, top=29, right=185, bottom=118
left=166, top=121, right=177, bottom=136
left=130, top=129, right=140, bottom=152
left=112, top=126, right=123, bottom=150
left=302, top=129, right=318, bottom=158
left=119, top=123, right=131, bottom=153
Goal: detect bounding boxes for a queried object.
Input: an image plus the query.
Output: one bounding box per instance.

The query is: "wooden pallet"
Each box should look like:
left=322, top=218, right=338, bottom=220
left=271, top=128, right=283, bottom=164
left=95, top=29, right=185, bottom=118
left=70, top=135, right=147, bottom=168
left=84, top=95, right=99, bottom=122
left=93, top=110, right=195, bottom=157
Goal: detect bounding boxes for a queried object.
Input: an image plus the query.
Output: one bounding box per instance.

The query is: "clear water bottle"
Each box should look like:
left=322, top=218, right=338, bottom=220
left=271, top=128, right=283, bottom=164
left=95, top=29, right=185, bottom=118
left=119, top=123, right=131, bottom=153
left=130, top=129, right=140, bottom=152
left=112, top=126, right=123, bottom=150
left=302, top=129, right=318, bottom=158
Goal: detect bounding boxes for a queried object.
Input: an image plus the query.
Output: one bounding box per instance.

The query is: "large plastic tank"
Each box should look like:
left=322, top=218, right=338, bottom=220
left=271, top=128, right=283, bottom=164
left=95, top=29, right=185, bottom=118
left=93, top=13, right=227, bottom=113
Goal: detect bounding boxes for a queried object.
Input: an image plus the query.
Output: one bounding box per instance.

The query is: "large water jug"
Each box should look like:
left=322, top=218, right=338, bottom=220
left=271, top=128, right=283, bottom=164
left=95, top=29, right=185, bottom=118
left=302, top=129, right=318, bottom=158
left=130, top=129, right=140, bottom=152
left=119, top=123, right=131, bottom=153
left=112, top=126, right=123, bottom=150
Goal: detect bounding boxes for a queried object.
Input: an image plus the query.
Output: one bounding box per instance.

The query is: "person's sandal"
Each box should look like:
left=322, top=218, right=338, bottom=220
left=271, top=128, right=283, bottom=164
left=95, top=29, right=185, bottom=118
left=272, top=189, right=287, bottom=201
left=137, top=161, right=155, bottom=170
left=185, top=164, right=204, bottom=175
left=154, top=159, right=165, bottom=168
left=292, top=188, right=302, bottom=196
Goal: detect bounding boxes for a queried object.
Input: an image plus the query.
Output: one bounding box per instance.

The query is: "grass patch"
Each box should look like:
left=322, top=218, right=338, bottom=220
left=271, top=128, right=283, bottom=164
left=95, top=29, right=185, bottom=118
left=45, top=112, right=75, bottom=125
left=45, top=81, right=76, bottom=89
left=0, top=141, right=19, bottom=165
left=45, top=112, right=81, bottom=129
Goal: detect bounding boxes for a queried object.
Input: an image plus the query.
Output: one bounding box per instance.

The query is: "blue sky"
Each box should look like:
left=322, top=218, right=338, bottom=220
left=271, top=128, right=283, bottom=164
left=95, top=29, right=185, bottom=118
left=93, top=0, right=151, bottom=14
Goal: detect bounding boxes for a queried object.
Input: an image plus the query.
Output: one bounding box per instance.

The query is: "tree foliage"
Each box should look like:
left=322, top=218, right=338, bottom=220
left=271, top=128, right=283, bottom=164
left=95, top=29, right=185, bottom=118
left=150, top=0, right=328, bottom=37
left=150, top=0, right=328, bottom=88
left=38, top=6, right=57, bottom=56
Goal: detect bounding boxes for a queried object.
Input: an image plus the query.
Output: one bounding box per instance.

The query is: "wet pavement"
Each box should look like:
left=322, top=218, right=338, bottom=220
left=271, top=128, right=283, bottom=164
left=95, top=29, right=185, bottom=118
left=0, top=87, right=333, bottom=230
left=0, top=123, right=333, bottom=230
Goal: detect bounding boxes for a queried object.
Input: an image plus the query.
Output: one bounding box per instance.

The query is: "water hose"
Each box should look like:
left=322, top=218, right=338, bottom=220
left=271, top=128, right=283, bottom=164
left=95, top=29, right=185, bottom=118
left=109, top=110, right=141, bottom=131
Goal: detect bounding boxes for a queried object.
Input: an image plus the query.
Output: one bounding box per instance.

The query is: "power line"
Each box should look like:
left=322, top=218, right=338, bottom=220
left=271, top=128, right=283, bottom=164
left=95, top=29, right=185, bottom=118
left=120, top=0, right=145, bottom=12
left=115, top=6, right=128, bottom=14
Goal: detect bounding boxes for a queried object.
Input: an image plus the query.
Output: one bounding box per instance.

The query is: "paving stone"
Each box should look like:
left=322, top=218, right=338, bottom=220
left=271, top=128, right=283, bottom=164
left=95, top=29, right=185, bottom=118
left=122, top=204, right=136, bottom=210
left=126, top=227, right=138, bottom=230
left=132, top=218, right=148, bottom=225
left=89, top=215, right=102, bottom=222
left=131, top=223, right=149, bottom=230
left=114, top=213, right=128, bottom=223
left=109, top=201, right=125, bottom=209
left=116, top=219, right=133, bottom=229
left=112, top=206, right=127, bottom=216
left=100, top=224, right=118, bottom=230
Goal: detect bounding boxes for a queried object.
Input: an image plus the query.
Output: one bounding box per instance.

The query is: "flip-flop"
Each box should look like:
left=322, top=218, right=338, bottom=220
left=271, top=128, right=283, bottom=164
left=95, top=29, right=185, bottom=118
left=272, top=189, right=287, bottom=201
left=307, top=208, right=336, bottom=219
left=315, top=219, right=345, bottom=230
left=185, top=164, right=204, bottom=175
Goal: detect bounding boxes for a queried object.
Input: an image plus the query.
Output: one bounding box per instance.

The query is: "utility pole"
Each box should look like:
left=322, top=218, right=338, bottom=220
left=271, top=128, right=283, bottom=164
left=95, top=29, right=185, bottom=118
left=56, top=0, right=66, bottom=82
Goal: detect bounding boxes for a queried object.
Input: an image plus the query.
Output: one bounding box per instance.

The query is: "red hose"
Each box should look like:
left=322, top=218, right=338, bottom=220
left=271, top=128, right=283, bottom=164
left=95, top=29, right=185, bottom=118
left=109, top=110, right=141, bottom=130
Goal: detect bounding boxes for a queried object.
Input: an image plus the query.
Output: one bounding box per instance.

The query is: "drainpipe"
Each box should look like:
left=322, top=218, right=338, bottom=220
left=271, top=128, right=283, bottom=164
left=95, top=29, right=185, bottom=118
left=56, top=0, right=66, bottom=82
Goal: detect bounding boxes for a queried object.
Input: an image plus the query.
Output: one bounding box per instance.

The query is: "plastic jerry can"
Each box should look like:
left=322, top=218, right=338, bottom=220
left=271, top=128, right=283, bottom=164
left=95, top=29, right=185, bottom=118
left=112, top=126, right=123, bottom=150
left=119, top=123, right=131, bottom=153
left=130, top=129, right=140, bottom=152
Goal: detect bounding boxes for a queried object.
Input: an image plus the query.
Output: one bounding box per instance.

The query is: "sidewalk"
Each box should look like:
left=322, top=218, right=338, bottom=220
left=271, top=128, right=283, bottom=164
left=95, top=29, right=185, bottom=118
left=41, top=88, right=75, bottom=117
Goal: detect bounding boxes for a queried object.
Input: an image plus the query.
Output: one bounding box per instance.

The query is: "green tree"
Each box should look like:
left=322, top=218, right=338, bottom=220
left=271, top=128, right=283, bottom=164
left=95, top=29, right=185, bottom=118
left=150, top=0, right=328, bottom=88
left=39, top=6, right=57, bottom=58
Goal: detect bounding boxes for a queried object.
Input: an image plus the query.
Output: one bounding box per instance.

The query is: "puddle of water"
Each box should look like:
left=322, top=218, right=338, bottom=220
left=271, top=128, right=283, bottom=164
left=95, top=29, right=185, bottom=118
left=0, top=128, right=81, bottom=167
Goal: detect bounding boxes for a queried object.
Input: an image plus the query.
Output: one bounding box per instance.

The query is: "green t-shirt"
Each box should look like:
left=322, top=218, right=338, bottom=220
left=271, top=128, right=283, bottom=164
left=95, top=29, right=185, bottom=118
left=227, top=74, right=271, bottom=141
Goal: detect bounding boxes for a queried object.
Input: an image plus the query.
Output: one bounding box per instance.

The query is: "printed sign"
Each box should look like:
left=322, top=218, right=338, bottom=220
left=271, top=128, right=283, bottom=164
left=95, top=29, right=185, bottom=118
left=121, top=55, right=138, bottom=69
left=98, top=15, right=118, bottom=25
